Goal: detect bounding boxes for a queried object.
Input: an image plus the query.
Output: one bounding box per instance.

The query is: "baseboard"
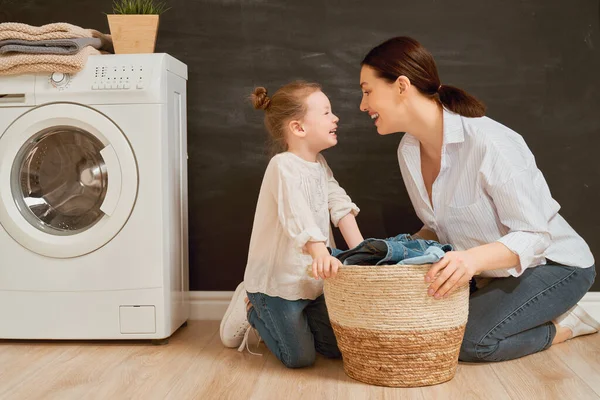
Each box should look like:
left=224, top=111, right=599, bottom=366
left=580, top=292, right=600, bottom=321
left=189, top=291, right=234, bottom=321
left=190, top=291, right=600, bottom=321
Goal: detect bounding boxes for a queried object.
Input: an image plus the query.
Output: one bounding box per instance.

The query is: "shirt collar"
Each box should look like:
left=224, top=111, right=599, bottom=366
left=443, top=108, right=465, bottom=145
left=402, top=108, right=465, bottom=148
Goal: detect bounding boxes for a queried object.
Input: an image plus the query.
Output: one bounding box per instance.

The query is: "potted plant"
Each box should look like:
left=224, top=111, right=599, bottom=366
left=106, top=0, right=169, bottom=54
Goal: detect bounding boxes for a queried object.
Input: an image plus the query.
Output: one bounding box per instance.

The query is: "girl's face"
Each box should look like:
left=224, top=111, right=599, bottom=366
left=301, top=91, right=340, bottom=152
left=359, top=65, right=407, bottom=135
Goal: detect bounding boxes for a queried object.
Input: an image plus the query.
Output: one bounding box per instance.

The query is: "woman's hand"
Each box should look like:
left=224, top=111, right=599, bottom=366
left=425, top=251, right=478, bottom=299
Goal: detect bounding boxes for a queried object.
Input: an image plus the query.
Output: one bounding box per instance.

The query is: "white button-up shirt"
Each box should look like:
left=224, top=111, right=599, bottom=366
left=398, top=109, right=594, bottom=278
left=244, top=152, right=359, bottom=300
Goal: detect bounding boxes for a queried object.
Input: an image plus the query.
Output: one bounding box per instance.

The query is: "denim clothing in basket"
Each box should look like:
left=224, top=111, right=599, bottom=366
left=330, top=234, right=453, bottom=265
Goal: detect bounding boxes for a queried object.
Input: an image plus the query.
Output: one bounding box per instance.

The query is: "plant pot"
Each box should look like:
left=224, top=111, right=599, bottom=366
left=107, top=14, right=159, bottom=54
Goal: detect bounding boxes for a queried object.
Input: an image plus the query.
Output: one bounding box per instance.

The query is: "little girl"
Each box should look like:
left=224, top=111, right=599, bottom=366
left=220, top=81, right=364, bottom=368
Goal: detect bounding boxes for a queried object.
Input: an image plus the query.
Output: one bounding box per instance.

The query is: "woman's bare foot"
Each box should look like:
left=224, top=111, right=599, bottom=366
left=552, top=322, right=573, bottom=345
left=552, top=304, right=600, bottom=345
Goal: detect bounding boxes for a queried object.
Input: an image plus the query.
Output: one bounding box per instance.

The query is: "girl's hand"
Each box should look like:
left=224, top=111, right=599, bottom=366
left=305, top=241, right=342, bottom=280
left=425, top=251, right=477, bottom=299
left=312, top=255, right=342, bottom=280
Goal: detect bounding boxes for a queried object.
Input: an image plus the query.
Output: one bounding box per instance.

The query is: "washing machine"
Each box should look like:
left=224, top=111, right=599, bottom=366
left=0, top=54, right=189, bottom=341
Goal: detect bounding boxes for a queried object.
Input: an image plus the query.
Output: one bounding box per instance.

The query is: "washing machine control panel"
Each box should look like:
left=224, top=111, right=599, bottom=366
left=91, top=64, right=151, bottom=91
left=50, top=72, right=71, bottom=88
left=34, top=55, right=174, bottom=104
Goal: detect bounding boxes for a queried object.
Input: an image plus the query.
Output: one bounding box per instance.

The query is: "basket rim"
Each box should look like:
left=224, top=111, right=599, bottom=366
left=334, top=263, right=433, bottom=270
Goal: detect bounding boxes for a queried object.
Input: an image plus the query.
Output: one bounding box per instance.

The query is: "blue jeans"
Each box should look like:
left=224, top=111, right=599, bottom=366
left=246, top=292, right=341, bottom=368
left=460, top=263, right=596, bottom=362
left=331, top=233, right=453, bottom=266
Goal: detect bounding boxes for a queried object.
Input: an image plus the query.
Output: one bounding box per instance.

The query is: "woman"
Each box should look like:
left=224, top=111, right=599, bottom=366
left=359, top=36, right=598, bottom=362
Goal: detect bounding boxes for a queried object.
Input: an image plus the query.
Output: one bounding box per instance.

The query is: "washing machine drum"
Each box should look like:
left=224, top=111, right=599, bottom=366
left=15, top=126, right=109, bottom=235
left=0, top=103, right=138, bottom=258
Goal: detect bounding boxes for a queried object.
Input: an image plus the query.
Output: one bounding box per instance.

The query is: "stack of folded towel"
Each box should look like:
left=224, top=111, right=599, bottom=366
left=0, top=22, right=113, bottom=76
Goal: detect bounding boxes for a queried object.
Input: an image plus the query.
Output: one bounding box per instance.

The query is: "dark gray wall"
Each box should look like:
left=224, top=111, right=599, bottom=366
left=3, top=0, right=599, bottom=291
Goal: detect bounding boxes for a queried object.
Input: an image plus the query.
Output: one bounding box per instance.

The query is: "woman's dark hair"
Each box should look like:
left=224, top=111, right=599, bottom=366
left=361, top=36, right=485, bottom=118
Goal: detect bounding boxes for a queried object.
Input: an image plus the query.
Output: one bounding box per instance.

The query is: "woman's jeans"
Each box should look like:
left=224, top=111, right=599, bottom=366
left=460, top=263, right=596, bottom=362
left=247, top=292, right=341, bottom=368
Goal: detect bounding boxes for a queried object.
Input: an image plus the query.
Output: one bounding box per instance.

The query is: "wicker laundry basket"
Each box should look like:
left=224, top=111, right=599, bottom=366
left=323, top=264, right=469, bottom=387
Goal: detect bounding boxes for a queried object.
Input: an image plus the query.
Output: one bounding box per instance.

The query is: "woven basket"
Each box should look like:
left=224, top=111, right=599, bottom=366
left=323, top=264, right=469, bottom=387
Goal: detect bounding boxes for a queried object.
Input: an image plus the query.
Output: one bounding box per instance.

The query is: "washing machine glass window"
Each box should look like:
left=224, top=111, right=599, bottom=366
left=11, top=126, right=109, bottom=236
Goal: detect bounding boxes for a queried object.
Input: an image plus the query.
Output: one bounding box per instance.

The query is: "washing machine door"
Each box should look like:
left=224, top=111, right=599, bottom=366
left=0, top=103, right=138, bottom=258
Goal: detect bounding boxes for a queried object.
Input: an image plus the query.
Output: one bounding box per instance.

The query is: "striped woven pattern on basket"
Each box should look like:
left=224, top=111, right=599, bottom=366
left=324, top=264, right=469, bottom=387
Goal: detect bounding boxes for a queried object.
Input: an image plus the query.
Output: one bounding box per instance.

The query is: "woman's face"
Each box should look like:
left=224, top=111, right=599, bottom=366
left=359, top=65, right=407, bottom=135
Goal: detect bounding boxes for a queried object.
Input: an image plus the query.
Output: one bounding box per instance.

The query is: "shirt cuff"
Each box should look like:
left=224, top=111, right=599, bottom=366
left=330, top=204, right=360, bottom=227
left=294, top=228, right=328, bottom=252
left=497, top=231, right=549, bottom=277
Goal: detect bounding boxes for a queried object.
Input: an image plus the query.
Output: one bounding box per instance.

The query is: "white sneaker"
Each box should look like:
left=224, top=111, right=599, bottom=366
left=554, top=304, right=600, bottom=339
left=238, top=326, right=263, bottom=356
left=220, top=282, right=250, bottom=348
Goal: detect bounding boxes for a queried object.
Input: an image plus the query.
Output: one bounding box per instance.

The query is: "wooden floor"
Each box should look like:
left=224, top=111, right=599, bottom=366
left=1, top=321, right=599, bottom=400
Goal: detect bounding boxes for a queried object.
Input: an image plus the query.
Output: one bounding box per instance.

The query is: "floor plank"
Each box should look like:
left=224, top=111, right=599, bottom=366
left=1, top=321, right=599, bottom=400
left=248, top=349, right=342, bottom=400
left=89, top=322, right=213, bottom=400
left=190, top=331, right=271, bottom=400
left=489, top=337, right=600, bottom=400
left=420, top=363, right=512, bottom=400
left=551, top=334, right=600, bottom=397
left=334, top=368, right=424, bottom=400
left=0, top=342, right=80, bottom=399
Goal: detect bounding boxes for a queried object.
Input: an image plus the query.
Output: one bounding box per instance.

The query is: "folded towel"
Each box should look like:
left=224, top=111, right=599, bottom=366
left=0, top=38, right=103, bottom=55
left=0, top=46, right=100, bottom=76
left=0, top=22, right=93, bottom=41
left=0, top=23, right=114, bottom=75
left=0, top=23, right=114, bottom=52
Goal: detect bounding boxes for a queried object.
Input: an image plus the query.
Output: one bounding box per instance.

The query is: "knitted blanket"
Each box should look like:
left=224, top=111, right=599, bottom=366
left=0, top=23, right=113, bottom=75
left=0, top=46, right=100, bottom=75
left=0, top=22, right=93, bottom=40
